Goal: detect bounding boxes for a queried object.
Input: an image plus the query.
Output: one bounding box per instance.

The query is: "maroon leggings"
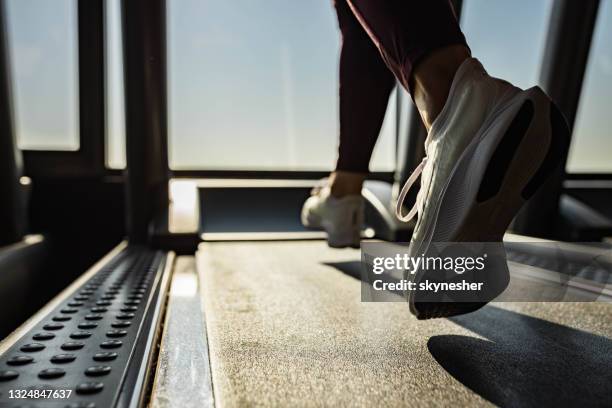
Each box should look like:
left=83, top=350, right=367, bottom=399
left=334, top=0, right=467, bottom=173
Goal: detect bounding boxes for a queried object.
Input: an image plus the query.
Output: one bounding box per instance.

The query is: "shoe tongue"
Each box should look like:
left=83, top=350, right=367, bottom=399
left=424, top=58, right=487, bottom=150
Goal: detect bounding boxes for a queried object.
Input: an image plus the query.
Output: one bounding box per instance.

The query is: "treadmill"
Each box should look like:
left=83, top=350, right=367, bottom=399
left=0, top=0, right=610, bottom=407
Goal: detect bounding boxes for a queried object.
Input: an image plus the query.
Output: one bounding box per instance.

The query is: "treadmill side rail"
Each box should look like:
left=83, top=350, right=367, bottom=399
left=0, top=242, right=174, bottom=408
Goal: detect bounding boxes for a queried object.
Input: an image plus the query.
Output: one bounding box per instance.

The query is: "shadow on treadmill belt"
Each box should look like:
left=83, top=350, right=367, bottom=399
left=430, top=306, right=612, bottom=407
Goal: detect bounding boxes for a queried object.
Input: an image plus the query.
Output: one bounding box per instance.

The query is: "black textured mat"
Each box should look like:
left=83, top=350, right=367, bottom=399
left=0, top=247, right=166, bottom=408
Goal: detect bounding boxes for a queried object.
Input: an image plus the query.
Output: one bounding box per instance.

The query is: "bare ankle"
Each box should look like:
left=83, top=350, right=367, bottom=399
left=412, top=45, right=470, bottom=130
left=329, top=171, right=366, bottom=197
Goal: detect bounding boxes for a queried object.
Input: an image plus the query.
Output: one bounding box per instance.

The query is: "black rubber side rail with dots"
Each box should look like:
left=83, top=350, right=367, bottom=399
left=0, top=243, right=174, bottom=408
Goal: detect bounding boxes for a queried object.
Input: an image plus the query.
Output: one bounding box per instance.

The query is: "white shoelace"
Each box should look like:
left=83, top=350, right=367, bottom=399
left=395, top=157, right=428, bottom=222
left=394, top=58, right=483, bottom=223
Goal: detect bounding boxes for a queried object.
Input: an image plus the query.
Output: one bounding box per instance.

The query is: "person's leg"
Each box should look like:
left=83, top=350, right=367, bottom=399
left=345, top=0, right=470, bottom=130
left=330, top=0, right=395, bottom=197
left=301, top=0, right=396, bottom=248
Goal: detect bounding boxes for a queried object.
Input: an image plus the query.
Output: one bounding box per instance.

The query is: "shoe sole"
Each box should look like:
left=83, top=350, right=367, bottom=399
left=408, top=86, right=570, bottom=319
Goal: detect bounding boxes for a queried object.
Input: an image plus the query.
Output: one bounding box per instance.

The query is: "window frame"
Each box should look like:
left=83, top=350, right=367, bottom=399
left=21, top=0, right=105, bottom=178
left=563, top=0, right=612, bottom=178
left=18, top=0, right=611, bottom=182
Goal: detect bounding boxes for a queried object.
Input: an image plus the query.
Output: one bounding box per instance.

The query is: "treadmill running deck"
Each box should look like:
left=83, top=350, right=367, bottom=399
left=198, top=241, right=612, bottom=407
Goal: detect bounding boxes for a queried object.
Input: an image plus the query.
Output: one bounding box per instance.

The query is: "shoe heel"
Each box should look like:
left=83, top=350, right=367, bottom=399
left=469, top=86, right=568, bottom=240
left=325, top=205, right=363, bottom=249
left=325, top=221, right=361, bottom=248
left=521, top=96, right=570, bottom=200
left=484, top=87, right=570, bottom=211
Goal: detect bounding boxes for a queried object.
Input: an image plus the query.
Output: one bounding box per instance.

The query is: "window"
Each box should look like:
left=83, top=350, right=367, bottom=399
left=167, top=0, right=396, bottom=171
left=6, top=0, right=79, bottom=151
left=566, top=0, right=612, bottom=173
left=105, top=0, right=126, bottom=168
left=460, top=0, right=553, bottom=89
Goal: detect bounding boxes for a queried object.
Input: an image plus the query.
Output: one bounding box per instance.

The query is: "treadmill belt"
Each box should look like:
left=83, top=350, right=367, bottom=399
left=198, top=241, right=612, bottom=407
left=0, top=246, right=169, bottom=408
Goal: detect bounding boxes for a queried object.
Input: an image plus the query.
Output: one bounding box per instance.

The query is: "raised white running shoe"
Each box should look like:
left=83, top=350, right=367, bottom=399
left=396, top=57, right=570, bottom=319
left=301, top=186, right=363, bottom=248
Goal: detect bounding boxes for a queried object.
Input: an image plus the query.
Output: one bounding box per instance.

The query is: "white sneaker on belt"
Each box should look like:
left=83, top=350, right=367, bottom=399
left=396, top=57, right=570, bottom=319
left=301, top=186, right=363, bottom=249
